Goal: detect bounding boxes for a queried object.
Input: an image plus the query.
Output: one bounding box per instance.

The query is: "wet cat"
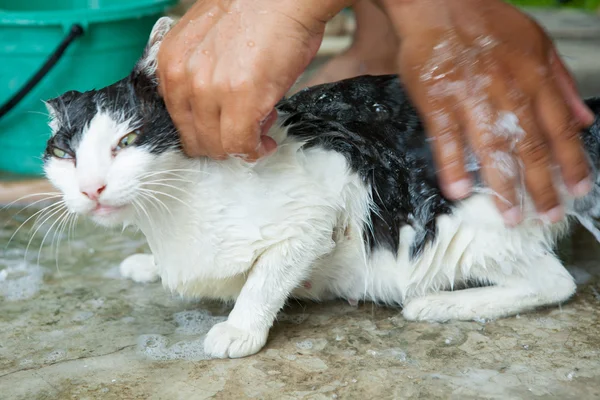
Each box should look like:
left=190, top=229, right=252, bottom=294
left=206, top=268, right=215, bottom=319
left=43, top=17, right=600, bottom=359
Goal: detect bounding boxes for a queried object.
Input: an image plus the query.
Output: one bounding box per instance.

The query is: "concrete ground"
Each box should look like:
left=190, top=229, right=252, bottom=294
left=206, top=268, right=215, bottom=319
left=1, top=198, right=599, bottom=400
left=1, top=7, right=600, bottom=400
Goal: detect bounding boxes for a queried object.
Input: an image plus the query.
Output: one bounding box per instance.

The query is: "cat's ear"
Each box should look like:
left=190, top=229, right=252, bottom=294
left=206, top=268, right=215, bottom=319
left=44, top=98, right=61, bottom=136
left=44, top=91, right=81, bottom=135
left=134, top=16, right=175, bottom=81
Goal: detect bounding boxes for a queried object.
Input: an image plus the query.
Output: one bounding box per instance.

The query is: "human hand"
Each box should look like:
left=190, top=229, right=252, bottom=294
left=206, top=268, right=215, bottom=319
left=382, top=0, right=595, bottom=225
left=157, top=0, right=348, bottom=161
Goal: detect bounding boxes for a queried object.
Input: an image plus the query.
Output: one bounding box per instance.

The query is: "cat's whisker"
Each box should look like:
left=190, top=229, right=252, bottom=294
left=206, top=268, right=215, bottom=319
left=67, top=214, right=79, bottom=254
left=136, top=190, right=165, bottom=215
left=139, top=168, right=203, bottom=175
left=30, top=201, right=66, bottom=234
left=38, top=207, right=71, bottom=267
left=1, top=192, right=61, bottom=211
left=143, top=181, right=192, bottom=196
left=27, top=110, right=51, bottom=117
left=138, top=168, right=208, bottom=179
left=1, top=195, right=63, bottom=232
left=132, top=197, right=153, bottom=228
left=24, top=203, right=67, bottom=261
left=138, top=190, right=172, bottom=216
left=50, top=209, right=73, bottom=274
left=7, top=201, right=65, bottom=250
left=139, top=188, right=193, bottom=210
left=132, top=198, right=161, bottom=237
left=142, top=177, right=195, bottom=185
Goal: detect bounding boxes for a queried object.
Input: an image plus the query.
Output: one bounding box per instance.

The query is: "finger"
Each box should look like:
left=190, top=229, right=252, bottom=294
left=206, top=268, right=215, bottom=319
left=458, top=69, right=522, bottom=224
left=161, top=68, right=201, bottom=156
left=463, top=110, right=521, bottom=225
left=548, top=47, right=595, bottom=127
left=260, top=108, right=278, bottom=136
left=190, top=83, right=226, bottom=159
left=220, top=94, right=272, bottom=161
left=498, top=57, right=563, bottom=220
left=514, top=97, right=563, bottom=222
left=398, top=51, right=472, bottom=200
left=259, top=108, right=279, bottom=156
left=535, top=76, right=592, bottom=198
left=426, top=109, right=472, bottom=200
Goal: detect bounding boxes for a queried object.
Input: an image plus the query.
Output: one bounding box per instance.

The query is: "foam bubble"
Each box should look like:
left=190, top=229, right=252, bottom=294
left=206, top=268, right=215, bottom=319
left=494, top=111, right=525, bottom=142
left=0, top=261, right=44, bottom=301
left=489, top=151, right=518, bottom=181
left=173, top=310, right=226, bottom=335
left=45, top=349, right=66, bottom=363
left=136, top=334, right=210, bottom=361
left=296, top=340, right=313, bottom=350
left=72, top=311, right=94, bottom=322
left=136, top=310, right=227, bottom=361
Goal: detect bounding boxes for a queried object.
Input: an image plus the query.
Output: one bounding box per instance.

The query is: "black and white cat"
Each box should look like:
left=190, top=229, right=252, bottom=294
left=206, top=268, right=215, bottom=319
left=43, top=17, right=600, bottom=359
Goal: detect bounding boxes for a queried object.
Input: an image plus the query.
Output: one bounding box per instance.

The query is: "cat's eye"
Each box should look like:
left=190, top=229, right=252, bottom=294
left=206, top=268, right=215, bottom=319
left=51, top=147, right=73, bottom=159
left=116, top=131, right=139, bottom=150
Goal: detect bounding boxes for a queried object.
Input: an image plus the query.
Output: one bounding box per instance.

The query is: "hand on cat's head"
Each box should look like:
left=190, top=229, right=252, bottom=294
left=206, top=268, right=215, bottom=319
left=154, top=0, right=332, bottom=161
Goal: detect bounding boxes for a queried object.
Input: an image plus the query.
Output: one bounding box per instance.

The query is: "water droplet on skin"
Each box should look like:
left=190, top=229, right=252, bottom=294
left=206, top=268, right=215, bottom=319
left=207, top=12, right=214, bottom=18
left=202, top=50, right=210, bottom=55
left=247, top=41, right=255, bottom=47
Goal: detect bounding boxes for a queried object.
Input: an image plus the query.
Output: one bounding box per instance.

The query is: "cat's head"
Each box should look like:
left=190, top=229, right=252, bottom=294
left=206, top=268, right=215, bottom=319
left=43, top=17, right=181, bottom=227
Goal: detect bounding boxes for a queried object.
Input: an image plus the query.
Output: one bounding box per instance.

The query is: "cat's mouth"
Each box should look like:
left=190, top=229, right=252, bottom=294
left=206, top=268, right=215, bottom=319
left=92, top=204, right=126, bottom=217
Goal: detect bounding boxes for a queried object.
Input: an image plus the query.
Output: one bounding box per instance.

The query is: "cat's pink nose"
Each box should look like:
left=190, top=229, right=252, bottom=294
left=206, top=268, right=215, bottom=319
left=81, top=184, right=106, bottom=201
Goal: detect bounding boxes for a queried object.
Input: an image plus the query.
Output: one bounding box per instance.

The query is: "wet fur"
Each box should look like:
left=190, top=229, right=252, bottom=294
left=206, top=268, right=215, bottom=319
left=43, top=17, right=600, bottom=359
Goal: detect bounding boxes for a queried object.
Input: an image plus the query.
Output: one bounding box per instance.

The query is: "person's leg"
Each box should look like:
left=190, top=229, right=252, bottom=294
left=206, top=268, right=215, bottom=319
left=302, top=0, right=399, bottom=88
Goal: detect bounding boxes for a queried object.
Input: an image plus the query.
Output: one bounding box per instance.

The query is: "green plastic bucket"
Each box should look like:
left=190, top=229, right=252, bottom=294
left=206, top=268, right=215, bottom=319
left=0, top=0, right=176, bottom=176
left=508, top=0, right=600, bottom=9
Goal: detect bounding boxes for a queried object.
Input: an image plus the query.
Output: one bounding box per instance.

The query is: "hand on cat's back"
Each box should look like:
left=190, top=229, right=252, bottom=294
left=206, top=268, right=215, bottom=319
left=157, top=0, right=596, bottom=226
left=383, top=0, right=596, bottom=226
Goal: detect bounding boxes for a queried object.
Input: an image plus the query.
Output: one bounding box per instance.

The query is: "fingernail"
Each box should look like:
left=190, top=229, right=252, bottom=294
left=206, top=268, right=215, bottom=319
left=260, top=109, right=278, bottom=135
left=258, top=136, right=278, bottom=157
left=502, top=207, right=522, bottom=227
left=570, top=177, right=592, bottom=198
left=445, top=179, right=472, bottom=199
left=542, top=206, right=564, bottom=223
left=581, top=105, right=595, bottom=126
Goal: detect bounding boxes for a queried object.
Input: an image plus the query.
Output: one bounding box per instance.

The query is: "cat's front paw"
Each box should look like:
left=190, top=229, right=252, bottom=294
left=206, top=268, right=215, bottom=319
left=204, top=321, right=268, bottom=359
left=119, top=254, right=159, bottom=283
left=402, top=296, right=455, bottom=323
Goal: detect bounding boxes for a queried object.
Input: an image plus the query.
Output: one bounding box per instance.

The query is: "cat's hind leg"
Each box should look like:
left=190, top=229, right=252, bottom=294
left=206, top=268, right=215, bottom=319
left=402, top=252, right=576, bottom=322
left=119, top=253, right=160, bottom=283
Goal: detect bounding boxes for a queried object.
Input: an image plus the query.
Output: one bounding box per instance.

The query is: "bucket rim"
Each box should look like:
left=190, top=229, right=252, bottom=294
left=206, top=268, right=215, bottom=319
left=0, top=0, right=177, bottom=26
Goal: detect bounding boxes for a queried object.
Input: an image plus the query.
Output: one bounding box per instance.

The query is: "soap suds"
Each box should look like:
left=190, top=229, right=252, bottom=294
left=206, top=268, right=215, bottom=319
left=45, top=349, right=67, bottom=363
left=0, top=261, right=44, bottom=301
left=296, top=340, right=314, bottom=350
left=137, top=310, right=226, bottom=361
left=173, top=310, right=226, bottom=335
left=137, top=334, right=211, bottom=361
